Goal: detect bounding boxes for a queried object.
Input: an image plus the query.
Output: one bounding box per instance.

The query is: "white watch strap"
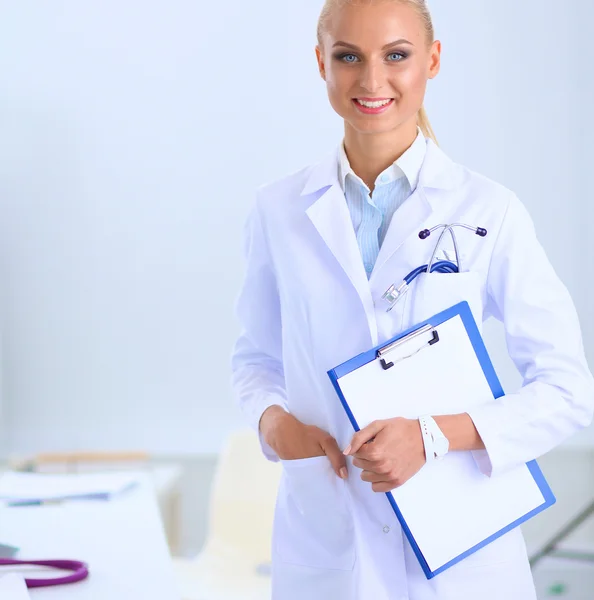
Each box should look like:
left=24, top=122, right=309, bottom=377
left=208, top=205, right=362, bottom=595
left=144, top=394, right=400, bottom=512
left=424, top=415, right=448, bottom=459
left=418, top=415, right=434, bottom=462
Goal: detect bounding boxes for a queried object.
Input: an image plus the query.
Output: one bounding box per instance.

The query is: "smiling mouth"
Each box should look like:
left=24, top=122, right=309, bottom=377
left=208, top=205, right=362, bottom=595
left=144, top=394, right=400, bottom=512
left=354, top=98, right=393, bottom=108
left=352, top=98, right=395, bottom=114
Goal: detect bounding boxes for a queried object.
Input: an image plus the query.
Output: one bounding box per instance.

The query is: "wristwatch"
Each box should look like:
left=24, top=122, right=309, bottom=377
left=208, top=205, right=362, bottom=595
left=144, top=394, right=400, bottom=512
left=419, top=415, right=450, bottom=461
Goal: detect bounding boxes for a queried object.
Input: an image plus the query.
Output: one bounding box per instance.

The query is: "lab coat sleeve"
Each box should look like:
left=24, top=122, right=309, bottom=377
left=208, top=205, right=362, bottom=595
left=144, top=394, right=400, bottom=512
left=467, top=194, right=594, bottom=477
left=231, top=195, right=288, bottom=462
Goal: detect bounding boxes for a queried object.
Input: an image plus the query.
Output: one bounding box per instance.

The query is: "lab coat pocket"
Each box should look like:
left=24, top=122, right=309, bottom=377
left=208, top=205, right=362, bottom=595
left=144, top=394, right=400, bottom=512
left=406, top=271, right=484, bottom=330
left=274, top=455, right=356, bottom=571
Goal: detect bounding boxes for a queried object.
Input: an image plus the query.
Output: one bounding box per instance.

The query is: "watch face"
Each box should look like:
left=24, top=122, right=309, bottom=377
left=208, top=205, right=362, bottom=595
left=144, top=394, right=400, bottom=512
left=435, top=438, right=449, bottom=456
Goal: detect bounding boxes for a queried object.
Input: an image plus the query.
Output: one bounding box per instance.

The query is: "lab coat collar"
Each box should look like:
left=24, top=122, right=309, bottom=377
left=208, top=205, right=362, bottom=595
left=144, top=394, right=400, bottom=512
left=300, top=138, right=462, bottom=198
left=337, top=127, right=426, bottom=193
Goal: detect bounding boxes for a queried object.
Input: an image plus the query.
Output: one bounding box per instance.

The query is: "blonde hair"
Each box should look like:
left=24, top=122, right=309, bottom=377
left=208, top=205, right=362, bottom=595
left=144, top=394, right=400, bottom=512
left=317, top=0, right=438, bottom=144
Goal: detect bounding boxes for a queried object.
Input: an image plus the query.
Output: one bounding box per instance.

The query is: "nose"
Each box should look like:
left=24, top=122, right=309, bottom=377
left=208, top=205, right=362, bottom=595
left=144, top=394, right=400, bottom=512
left=359, top=61, right=384, bottom=93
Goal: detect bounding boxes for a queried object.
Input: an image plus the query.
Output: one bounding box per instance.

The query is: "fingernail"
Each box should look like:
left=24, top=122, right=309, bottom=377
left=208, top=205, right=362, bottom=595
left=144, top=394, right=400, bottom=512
left=340, top=467, right=348, bottom=480
left=343, top=445, right=351, bottom=456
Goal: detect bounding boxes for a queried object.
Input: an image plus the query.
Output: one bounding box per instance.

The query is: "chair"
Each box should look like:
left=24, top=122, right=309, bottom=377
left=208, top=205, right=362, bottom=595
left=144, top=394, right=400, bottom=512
left=173, top=429, right=282, bottom=600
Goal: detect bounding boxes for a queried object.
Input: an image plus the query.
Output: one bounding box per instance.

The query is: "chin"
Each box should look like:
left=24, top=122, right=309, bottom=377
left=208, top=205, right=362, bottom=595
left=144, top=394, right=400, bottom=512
left=348, top=118, right=401, bottom=136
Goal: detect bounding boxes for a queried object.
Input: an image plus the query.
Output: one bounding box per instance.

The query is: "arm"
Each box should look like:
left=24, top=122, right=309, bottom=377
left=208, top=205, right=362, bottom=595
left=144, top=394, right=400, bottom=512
left=466, top=194, right=594, bottom=476
left=231, top=195, right=350, bottom=477
left=434, top=414, right=484, bottom=451
left=231, top=195, right=288, bottom=462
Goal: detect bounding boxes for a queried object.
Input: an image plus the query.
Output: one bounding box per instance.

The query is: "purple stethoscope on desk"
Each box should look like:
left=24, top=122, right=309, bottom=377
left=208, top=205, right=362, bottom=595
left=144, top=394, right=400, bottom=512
left=0, top=558, right=89, bottom=588
left=382, top=223, right=488, bottom=312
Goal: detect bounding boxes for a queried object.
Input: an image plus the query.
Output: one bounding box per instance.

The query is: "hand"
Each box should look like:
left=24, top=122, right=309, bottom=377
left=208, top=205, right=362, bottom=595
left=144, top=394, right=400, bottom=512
left=344, top=418, right=425, bottom=492
left=259, top=406, right=348, bottom=480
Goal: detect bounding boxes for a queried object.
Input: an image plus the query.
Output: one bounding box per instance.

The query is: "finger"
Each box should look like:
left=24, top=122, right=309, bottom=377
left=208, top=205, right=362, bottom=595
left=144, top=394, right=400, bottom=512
left=360, top=469, right=390, bottom=483
left=352, top=456, right=374, bottom=470
left=352, top=441, right=381, bottom=461
left=320, top=435, right=348, bottom=480
left=352, top=456, right=389, bottom=473
left=372, top=481, right=399, bottom=493
left=371, top=471, right=412, bottom=492
left=345, top=421, right=385, bottom=456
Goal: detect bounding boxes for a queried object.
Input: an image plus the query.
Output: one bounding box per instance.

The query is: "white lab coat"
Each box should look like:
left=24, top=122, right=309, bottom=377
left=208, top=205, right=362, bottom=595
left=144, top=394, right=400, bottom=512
left=231, top=138, right=594, bottom=600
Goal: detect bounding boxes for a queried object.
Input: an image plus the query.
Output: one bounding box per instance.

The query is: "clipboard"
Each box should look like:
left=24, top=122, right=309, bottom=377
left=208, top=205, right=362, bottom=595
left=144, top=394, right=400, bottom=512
left=327, top=301, right=556, bottom=579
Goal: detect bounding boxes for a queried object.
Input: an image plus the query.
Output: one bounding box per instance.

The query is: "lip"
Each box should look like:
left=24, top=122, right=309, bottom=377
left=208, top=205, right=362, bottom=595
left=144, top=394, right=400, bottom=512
left=352, top=98, right=394, bottom=115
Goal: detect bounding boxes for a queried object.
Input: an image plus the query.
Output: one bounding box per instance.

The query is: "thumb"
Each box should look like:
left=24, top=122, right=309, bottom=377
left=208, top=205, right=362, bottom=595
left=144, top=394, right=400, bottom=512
left=320, top=435, right=348, bottom=480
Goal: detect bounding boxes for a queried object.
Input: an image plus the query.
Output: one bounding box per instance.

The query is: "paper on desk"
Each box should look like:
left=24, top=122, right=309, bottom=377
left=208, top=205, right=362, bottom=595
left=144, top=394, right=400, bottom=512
left=0, top=471, right=139, bottom=503
left=0, top=574, right=31, bottom=600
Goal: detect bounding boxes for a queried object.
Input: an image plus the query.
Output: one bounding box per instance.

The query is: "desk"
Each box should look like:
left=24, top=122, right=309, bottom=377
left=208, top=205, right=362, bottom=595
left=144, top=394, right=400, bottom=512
left=0, top=474, right=181, bottom=599
left=1, top=461, right=184, bottom=556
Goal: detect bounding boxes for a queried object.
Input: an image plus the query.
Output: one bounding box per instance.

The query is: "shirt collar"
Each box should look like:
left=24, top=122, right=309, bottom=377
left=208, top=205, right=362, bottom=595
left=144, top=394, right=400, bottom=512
left=338, top=127, right=427, bottom=193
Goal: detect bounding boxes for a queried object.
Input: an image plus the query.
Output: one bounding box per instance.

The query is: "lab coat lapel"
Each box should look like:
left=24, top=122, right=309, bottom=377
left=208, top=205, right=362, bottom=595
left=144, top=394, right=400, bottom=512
left=302, top=150, right=378, bottom=343
left=370, top=185, right=432, bottom=278
left=370, top=140, right=463, bottom=283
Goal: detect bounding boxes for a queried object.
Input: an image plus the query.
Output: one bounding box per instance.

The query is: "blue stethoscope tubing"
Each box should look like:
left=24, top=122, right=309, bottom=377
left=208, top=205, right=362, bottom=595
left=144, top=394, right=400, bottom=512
left=382, top=223, right=488, bottom=312
left=404, top=259, right=459, bottom=282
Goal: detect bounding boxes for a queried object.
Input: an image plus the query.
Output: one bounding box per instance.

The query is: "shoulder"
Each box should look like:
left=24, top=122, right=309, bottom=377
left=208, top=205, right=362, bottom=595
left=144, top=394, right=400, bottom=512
left=254, top=147, right=338, bottom=211
left=255, top=164, right=312, bottom=205
left=427, top=141, right=515, bottom=207
left=425, top=141, right=533, bottom=240
left=464, top=167, right=515, bottom=205
left=458, top=164, right=531, bottom=231
left=431, top=141, right=527, bottom=225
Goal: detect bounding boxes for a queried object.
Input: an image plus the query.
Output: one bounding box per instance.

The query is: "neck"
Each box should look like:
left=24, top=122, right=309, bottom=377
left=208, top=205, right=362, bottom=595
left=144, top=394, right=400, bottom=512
left=343, top=120, right=419, bottom=192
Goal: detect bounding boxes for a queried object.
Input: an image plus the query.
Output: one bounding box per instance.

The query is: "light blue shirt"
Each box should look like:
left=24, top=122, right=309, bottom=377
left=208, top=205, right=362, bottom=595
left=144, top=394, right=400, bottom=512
left=338, top=128, right=427, bottom=278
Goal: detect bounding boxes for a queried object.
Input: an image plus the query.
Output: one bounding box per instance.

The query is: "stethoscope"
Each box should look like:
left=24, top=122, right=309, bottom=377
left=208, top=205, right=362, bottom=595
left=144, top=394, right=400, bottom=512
left=382, top=223, right=488, bottom=312
left=0, top=558, right=89, bottom=588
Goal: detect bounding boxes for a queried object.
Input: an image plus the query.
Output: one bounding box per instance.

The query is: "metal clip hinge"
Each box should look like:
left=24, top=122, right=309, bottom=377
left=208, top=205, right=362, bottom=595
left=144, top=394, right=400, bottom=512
left=377, top=325, right=440, bottom=370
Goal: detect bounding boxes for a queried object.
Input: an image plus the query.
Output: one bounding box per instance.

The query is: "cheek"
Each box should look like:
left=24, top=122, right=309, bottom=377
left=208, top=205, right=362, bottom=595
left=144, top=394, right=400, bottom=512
left=325, top=69, right=354, bottom=113
left=393, top=65, right=427, bottom=99
left=326, top=67, right=349, bottom=96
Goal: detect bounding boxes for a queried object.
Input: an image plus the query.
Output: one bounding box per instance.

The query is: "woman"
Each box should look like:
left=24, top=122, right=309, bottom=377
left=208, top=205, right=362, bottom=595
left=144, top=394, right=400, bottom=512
left=231, top=1, right=594, bottom=598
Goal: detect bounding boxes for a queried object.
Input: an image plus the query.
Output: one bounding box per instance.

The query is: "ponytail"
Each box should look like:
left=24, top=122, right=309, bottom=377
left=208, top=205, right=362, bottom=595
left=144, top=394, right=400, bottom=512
left=417, top=105, right=438, bottom=145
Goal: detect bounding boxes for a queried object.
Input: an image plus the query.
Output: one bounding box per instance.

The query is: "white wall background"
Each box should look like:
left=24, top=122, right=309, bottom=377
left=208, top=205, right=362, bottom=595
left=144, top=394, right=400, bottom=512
left=0, top=0, right=592, bottom=457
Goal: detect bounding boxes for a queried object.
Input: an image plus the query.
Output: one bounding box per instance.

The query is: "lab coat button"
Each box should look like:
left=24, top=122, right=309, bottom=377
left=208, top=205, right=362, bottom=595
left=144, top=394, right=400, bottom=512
left=380, top=174, right=389, bottom=183
left=383, top=525, right=390, bottom=533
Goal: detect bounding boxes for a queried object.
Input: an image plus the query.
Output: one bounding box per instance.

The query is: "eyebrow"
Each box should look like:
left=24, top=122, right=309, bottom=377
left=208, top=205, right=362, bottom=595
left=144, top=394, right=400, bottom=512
left=332, top=39, right=413, bottom=50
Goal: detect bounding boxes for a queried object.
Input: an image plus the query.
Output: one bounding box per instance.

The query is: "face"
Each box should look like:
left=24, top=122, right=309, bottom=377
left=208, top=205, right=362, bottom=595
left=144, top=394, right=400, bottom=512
left=316, top=1, right=441, bottom=137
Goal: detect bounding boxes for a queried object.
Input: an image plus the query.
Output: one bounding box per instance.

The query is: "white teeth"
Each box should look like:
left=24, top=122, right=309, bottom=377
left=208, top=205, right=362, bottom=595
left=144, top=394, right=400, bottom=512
left=357, top=98, right=392, bottom=108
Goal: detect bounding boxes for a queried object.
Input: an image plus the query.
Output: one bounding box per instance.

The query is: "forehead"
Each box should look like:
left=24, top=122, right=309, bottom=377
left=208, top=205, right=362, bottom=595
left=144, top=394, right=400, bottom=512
left=324, top=2, right=426, bottom=48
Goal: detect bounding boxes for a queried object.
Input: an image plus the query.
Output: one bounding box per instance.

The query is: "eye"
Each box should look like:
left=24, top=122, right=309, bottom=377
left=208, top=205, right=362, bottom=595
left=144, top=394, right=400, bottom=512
left=387, top=52, right=406, bottom=62
left=338, top=53, right=359, bottom=63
